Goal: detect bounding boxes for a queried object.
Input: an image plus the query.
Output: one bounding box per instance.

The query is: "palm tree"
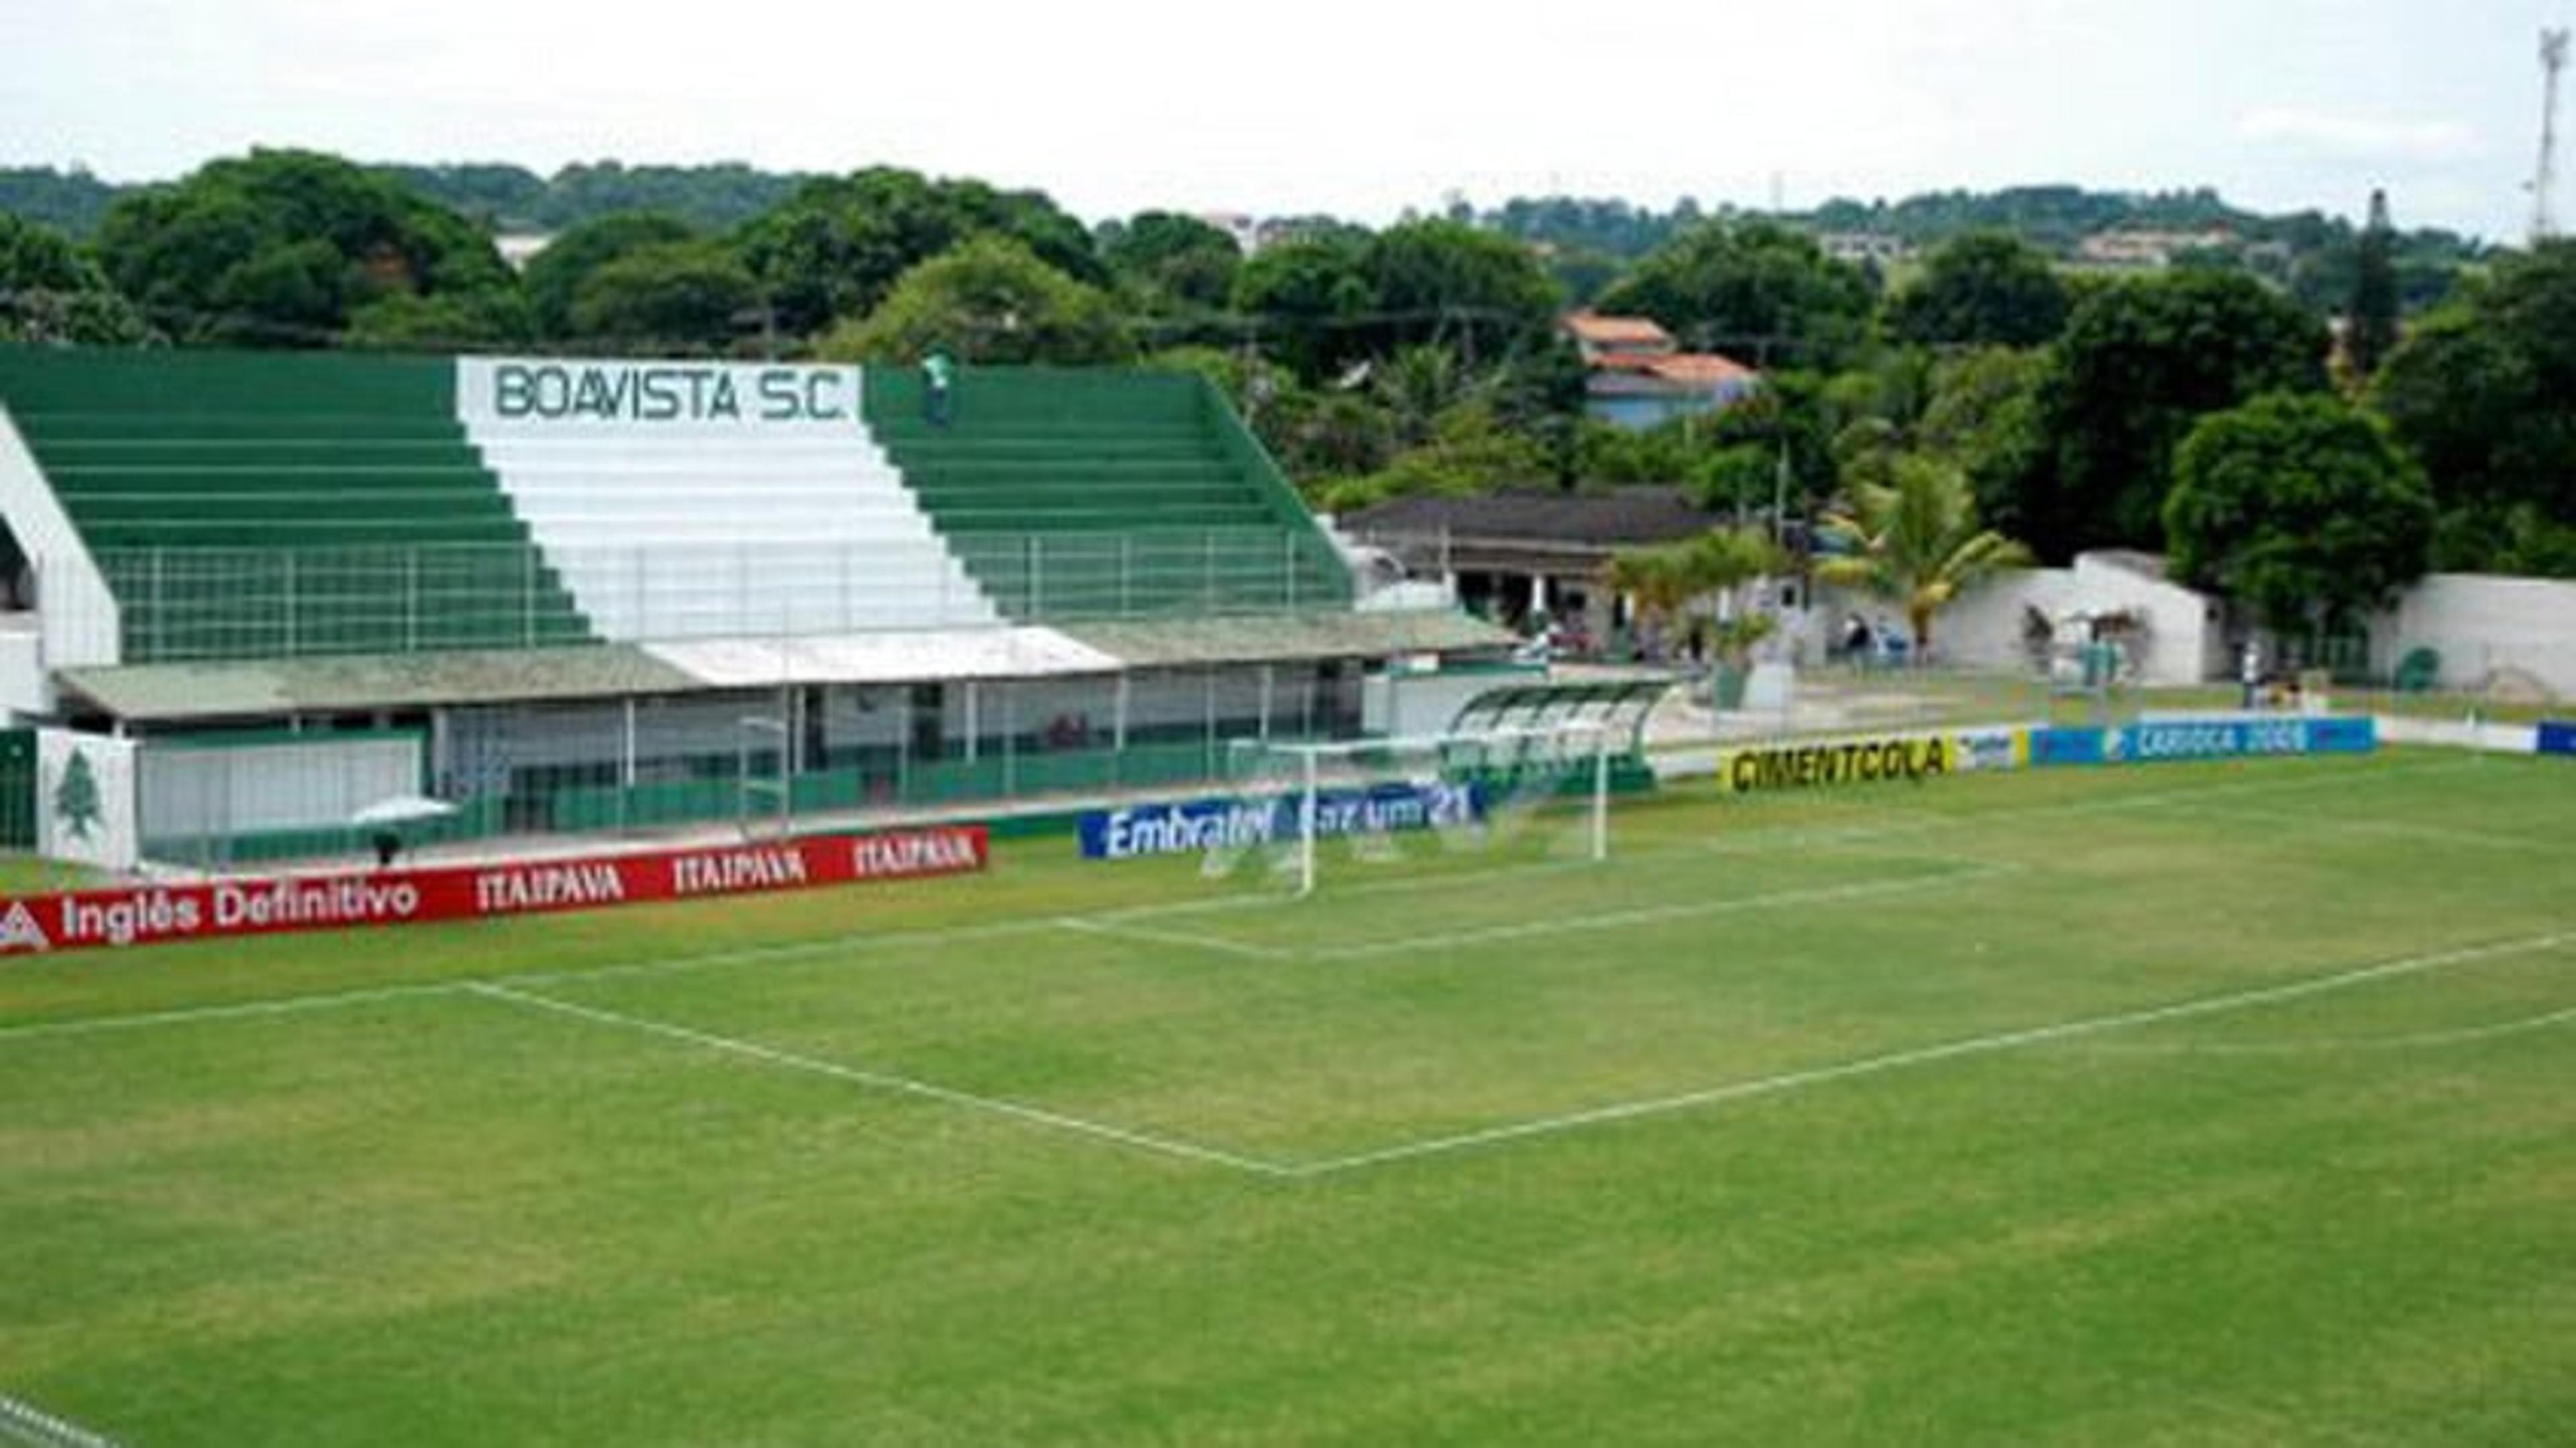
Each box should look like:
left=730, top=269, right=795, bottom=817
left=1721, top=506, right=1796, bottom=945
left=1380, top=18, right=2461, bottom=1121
left=1606, top=526, right=1782, bottom=660
left=1814, top=454, right=2031, bottom=656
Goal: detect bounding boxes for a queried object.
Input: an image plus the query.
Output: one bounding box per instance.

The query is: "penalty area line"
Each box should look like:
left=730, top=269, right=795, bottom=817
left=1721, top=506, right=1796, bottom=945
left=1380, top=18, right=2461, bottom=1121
left=1307, top=862, right=2021, bottom=962
left=1285, top=925, right=2576, bottom=1177
left=463, top=981, right=1295, bottom=1178
left=1051, top=915, right=1294, bottom=960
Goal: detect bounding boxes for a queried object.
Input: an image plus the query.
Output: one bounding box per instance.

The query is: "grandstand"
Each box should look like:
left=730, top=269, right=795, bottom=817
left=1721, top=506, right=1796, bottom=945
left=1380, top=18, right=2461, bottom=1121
left=0, top=346, right=1511, bottom=866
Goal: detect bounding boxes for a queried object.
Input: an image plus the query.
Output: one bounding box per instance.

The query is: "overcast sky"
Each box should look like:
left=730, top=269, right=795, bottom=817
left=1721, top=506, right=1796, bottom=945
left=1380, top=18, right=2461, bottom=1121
left=5, top=0, right=2568, bottom=242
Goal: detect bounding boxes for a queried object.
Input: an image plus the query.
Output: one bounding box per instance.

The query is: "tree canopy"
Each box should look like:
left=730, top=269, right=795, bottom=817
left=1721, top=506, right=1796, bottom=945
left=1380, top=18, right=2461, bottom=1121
left=1884, top=232, right=2069, bottom=348
left=91, top=148, right=518, bottom=346
left=814, top=235, right=1126, bottom=366
left=521, top=211, right=698, bottom=339
left=2033, top=269, right=2328, bottom=560
left=2372, top=242, right=2576, bottom=574
left=735, top=168, right=1101, bottom=337
left=2164, top=393, right=2434, bottom=631
left=1596, top=221, right=1873, bottom=370
left=570, top=240, right=760, bottom=354
left=1098, top=211, right=1242, bottom=315
left=0, top=211, right=155, bottom=344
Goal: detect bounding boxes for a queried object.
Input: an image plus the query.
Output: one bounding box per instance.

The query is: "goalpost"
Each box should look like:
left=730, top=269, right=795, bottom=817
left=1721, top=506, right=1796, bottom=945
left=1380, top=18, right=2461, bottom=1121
left=1216, top=720, right=1615, bottom=898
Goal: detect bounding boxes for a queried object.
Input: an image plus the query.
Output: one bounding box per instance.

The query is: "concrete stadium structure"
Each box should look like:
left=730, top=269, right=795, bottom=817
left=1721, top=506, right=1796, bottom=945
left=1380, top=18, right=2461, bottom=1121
left=0, top=346, right=1509, bottom=867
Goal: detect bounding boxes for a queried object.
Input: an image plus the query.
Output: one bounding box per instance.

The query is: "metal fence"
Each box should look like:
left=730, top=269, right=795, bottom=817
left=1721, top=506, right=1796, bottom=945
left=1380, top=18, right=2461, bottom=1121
left=1629, top=643, right=2573, bottom=759
left=139, top=663, right=1371, bottom=870
left=70, top=528, right=1352, bottom=664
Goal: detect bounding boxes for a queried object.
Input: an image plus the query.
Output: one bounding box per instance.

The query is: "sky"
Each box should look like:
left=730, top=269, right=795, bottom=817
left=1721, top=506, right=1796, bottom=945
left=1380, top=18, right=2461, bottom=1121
left=3, top=0, right=2569, bottom=243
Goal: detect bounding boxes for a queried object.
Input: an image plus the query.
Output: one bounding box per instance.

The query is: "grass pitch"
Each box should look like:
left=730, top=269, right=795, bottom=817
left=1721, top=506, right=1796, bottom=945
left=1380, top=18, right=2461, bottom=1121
left=3, top=750, right=2571, bottom=1444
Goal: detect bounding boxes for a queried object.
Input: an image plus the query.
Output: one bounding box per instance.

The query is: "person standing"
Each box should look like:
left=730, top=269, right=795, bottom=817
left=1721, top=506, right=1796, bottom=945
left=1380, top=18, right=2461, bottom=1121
left=2239, top=637, right=2262, bottom=710
left=922, top=349, right=955, bottom=428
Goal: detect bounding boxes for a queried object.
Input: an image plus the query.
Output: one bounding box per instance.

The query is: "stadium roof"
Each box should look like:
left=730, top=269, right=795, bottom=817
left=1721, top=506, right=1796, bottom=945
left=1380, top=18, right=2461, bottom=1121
left=1058, top=609, right=1513, bottom=667
left=58, top=643, right=702, bottom=723
left=57, top=610, right=1516, bottom=723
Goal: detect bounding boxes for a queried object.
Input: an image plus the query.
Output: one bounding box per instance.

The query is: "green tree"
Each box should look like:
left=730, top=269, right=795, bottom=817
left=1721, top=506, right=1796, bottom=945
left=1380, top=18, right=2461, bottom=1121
left=570, top=240, right=760, bottom=352
left=2346, top=191, right=2400, bottom=382
left=1815, top=454, right=2033, bottom=652
left=0, top=165, right=123, bottom=238
left=91, top=148, right=517, bottom=346
left=1885, top=231, right=2070, bottom=348
left=1232, top=234, right=1374, bottom=383
left=2164, top=393, right=2433, bottom=633
left=2371, top=242, right=2576, bottom=573
left=1916, top=346, right=2052, bottom=540
left=814, top=235, right=1126, bottom=365
left=522, top=211, right=698, bottom=338
left=0, top=212, right=154, bottom=344
left=735, top=168, right=1101, bottom=337
left=1316, top=403, right=1548, bottom=513
left=1356, top=219, right=1560, bottom=365
left=2035, top=270, right=2328, bottom=559
left=1373, top=344, right=1487, bottom=448
left=1595, top=220, right=1873, bottom=370
left=343, top=289, right=533, bottom=351
left=1605, top=527, right=1781, bottom=658
left=1099, top=211, right=1242, bottom=314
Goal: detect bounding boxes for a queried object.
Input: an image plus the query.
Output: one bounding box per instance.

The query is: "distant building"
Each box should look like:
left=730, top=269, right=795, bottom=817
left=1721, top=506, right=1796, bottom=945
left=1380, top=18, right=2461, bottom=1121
left=1561, top=311, right=1761, bottom=431
left=1341, top=486, right=1741, bottom=645
left=1815, top=231, right=1914, bottom=266
left=1193, top=213, right=1328, bottom=256
left=2075, top=227, right=2234, bottom=269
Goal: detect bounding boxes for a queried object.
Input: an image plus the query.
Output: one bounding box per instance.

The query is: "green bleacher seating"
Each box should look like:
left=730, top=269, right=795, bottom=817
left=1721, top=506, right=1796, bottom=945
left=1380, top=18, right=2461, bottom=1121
left=0, top=347, right=592, bottom=662
left=865, top=367, right=1349, bottom=621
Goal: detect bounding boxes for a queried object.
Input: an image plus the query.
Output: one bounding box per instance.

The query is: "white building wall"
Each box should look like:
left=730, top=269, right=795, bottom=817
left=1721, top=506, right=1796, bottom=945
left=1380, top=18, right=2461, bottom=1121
left=0, top=404, right=119, bottom=678
left=2370, top=573, right=2576, bottom=696
left=1805, top=553, right=2220, bottom=687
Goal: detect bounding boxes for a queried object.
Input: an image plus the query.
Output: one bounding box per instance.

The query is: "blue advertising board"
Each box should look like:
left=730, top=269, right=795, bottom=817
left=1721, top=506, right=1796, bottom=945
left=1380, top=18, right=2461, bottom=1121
left=2032, top=717, right=2376, bottom=768
left=2538, top=721, right=2576, bottom=758
left=2028, top=727, right=2108, bottom=767
left=1077, top=780, right=1485, bottom=861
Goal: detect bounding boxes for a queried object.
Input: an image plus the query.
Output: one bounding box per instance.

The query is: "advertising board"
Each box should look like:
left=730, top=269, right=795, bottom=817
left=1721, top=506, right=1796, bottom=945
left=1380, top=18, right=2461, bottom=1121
left=2032, top=717, right=2377, bottom=768
left=1077, top=782, right=1483, bottom=861
left=0, top=825, right=987, bottom=958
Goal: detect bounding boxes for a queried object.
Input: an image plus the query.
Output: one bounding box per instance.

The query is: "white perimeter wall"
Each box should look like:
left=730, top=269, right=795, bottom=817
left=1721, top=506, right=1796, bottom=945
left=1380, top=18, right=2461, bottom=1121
left=1807, top=554, right=2221, bottom=687
left=0, top=404, right=119, bottom=682
left=2369, top=573, right=2576, bottom=696
left=141, top=735, right=422, bottom=841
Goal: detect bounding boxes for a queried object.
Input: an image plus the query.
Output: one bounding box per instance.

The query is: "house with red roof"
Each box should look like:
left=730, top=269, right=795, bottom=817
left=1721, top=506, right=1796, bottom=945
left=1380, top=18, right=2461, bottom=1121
left=1561, top=311, right=1762, bottom=430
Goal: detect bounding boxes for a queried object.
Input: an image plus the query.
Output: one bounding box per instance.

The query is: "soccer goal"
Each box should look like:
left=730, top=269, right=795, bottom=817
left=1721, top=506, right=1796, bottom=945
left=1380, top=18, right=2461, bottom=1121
left=1212, top=721, right=1615, bottom=898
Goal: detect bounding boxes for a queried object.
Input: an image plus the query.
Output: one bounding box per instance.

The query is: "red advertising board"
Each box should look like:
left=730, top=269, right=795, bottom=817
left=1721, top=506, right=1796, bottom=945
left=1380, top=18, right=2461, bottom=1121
left=0, top=825, right=987, bottom=957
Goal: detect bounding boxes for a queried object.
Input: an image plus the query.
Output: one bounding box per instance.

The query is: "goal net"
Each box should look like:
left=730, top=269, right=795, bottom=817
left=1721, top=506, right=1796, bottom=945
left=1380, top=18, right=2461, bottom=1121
left=1207, top=722, right=1614, bottom=898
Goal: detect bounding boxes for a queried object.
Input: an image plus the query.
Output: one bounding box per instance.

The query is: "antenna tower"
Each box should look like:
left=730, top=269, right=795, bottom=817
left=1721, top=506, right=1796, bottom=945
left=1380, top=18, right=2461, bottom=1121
left=2541, top=27, right=2570, bottom=240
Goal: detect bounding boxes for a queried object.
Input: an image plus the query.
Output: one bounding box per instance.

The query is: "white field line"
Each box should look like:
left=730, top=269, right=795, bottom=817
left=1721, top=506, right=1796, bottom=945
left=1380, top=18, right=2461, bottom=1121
left=1051, top=915, right=1294, bottom=960
left=0, top=982, right=456, bottom=1043
left=0, top=1394, right=119, bottom=1448
left=0, top=918, right=1072, bottom=1043
left=1281, top=927, right=2576, bottom=1178
left=2058, top=1003, right=2576, bottom=1055
left=1307, top=863, right=2020, bottom=962
left=464, top=981, right=1294, bottom=1178
left=0, top=752, right=2490, bottom=1044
